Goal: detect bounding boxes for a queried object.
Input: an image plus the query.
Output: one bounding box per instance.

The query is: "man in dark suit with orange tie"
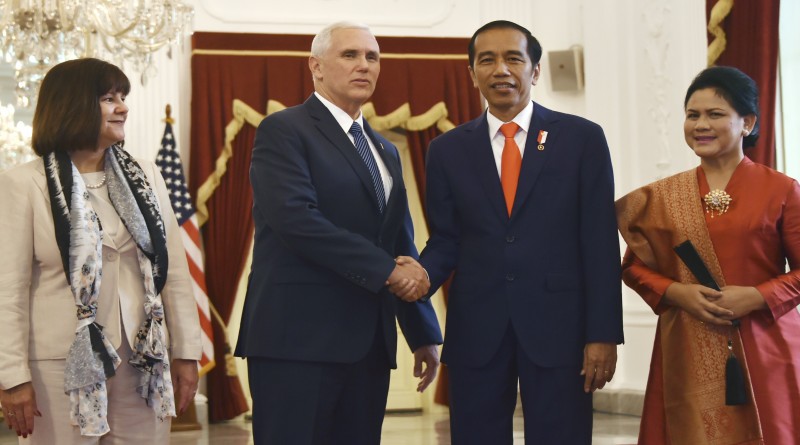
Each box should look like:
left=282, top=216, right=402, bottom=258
left=235, top=21, right=443, bottom=445
left=417, top=20, right=623, bottom=444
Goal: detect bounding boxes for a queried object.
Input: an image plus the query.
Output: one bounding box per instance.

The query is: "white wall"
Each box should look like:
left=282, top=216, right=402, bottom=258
left=779, top=0, right=800, bottom=179
left=106, top=0, right=710, bottom=400
left=582, top=0, right=706, bottom=392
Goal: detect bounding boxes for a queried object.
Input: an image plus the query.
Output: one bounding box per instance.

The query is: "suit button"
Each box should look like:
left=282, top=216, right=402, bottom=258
left=505, top=274, right=515, bottom=282
left=506, top=235, right=515, bottom=243
left=105, top=252, right=118, bottom=262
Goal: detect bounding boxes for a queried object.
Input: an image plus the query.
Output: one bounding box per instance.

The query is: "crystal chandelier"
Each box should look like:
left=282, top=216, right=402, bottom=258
left=0, top=100, right=33, bottom=171
left=0, top=0, right=194, bottom=107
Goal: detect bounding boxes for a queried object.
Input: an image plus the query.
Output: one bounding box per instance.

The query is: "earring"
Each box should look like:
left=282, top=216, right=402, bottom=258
left=743, top=129, right=750, bottom=136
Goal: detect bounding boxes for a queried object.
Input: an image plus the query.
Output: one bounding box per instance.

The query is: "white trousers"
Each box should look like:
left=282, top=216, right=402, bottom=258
left=20, top=340, right=171, bottom=445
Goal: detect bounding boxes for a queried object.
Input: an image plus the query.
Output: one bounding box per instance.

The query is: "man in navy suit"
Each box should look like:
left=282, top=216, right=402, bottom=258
left=235, top=21, right=443, bottom=445
left=418, top=20, right=623, bottom=444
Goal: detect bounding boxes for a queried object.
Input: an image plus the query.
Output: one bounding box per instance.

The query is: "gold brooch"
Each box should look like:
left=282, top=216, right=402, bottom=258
left=703, top=189, right=732, bottom=217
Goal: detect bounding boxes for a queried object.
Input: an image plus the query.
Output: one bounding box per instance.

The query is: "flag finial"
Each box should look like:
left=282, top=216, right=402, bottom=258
left=164, top=104, right=175, bottom=124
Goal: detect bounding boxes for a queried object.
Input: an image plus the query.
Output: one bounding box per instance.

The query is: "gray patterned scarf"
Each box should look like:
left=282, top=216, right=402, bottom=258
left=44, top=145, right=174, bottom=436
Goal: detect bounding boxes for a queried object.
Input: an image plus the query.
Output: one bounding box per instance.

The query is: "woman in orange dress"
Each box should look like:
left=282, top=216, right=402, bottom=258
left=617, top=66, right=800, bottom=444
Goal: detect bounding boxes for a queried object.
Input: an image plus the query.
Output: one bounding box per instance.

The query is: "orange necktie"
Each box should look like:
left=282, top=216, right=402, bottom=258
left=500, top=122, right=522, bottom=216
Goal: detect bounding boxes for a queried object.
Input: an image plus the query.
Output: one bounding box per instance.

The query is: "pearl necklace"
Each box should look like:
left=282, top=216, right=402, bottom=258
left=85, top=174, right=107, bottom=189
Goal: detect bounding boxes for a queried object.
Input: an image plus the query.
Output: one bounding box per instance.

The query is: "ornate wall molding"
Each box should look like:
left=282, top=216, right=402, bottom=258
left=642, top=1, right=673, bottom=178
left=198, top=0, right=456, bottom=27
left=480, top=0, right=531, bottom=28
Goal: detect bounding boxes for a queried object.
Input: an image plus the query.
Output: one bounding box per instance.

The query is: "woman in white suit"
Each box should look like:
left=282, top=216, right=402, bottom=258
left=0, top=58, right=202, bottom=444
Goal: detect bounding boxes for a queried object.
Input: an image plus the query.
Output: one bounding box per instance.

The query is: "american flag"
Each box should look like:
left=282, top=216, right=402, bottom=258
left=156, top=119, right=216, bottom=376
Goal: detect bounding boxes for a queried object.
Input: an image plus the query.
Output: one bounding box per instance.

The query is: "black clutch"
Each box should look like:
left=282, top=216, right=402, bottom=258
left=673, top=239, right=746, bottom=406
left=673, top=240, right=720, bottom=291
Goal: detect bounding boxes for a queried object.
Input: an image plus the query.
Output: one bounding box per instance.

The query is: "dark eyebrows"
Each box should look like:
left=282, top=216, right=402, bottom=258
left=685, top=107, right=726, bottom=114
left=338, top=48, right=380, bottom=59
left=476, top=49, right=526, bottom=59
left=692, top=107, right=725, bottom=112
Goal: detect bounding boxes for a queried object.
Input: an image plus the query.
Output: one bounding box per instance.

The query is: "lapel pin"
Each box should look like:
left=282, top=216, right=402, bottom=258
left=537, top=130, right=548, bottom=151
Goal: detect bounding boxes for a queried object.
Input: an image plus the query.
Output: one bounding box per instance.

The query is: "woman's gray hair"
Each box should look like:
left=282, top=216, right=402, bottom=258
left=311, top=21, right=373, bottom=58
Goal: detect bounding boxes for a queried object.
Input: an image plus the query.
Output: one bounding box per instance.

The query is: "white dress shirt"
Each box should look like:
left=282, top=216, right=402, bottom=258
left=486, top=100, right=535, bottom=177
left=315, top=92, right=393, bottom=200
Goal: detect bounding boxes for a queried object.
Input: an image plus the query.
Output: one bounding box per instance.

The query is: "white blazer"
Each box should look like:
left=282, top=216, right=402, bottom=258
left=0, top=157, right=202, bottom=390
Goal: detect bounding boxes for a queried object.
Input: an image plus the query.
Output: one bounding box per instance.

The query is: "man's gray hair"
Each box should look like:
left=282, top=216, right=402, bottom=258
left=311, top=21, right=373, bottom=58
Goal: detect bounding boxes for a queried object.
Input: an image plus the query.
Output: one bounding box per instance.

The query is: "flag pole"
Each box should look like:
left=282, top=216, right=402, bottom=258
left=165, top=102, right=203, bottom=432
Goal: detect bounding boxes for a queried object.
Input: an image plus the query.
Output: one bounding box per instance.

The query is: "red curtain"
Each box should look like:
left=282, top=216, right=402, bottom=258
left=706, top=0, right=780, bottom=167
left=207, top=124, right=257, bottom=422
left=189, top=32, right=482, bottom=416
left=405, top=127, right=440, bottom=210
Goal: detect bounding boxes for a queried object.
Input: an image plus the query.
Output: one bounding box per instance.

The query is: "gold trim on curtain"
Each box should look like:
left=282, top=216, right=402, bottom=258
left=707, top=0, right=734, bottom=66
left=196, top=99, right=264, bottom=226
left=195, top=99, right=456, bottom=226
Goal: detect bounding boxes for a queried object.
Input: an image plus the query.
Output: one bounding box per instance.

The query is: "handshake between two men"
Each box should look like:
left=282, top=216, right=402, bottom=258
left=386, top=256, right=430, bottom=302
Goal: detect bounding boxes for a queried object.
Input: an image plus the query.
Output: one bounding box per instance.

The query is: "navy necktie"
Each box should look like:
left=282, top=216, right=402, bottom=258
left=349, top=122, right=386, bottom=213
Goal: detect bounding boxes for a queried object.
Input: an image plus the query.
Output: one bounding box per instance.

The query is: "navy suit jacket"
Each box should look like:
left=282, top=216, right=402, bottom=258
left=420, top=102, right=623, bottom=368
left=236, top=94, right=442, bottom=367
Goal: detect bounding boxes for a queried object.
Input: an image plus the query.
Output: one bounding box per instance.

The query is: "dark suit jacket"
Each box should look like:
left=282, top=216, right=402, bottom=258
left=420, top=102, right=623, bottom=369
left=235, top=94, right=442, bottom=367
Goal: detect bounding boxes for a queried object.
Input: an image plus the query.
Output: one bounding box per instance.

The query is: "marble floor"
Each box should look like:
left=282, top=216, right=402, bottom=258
left=0, top=410, right=639, bottom=444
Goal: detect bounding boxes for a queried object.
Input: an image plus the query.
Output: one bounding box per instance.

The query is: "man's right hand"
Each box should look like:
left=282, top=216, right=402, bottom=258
left=1, top=382, right=41, bottom=438
left=386, top=256, right=430, bottom=302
